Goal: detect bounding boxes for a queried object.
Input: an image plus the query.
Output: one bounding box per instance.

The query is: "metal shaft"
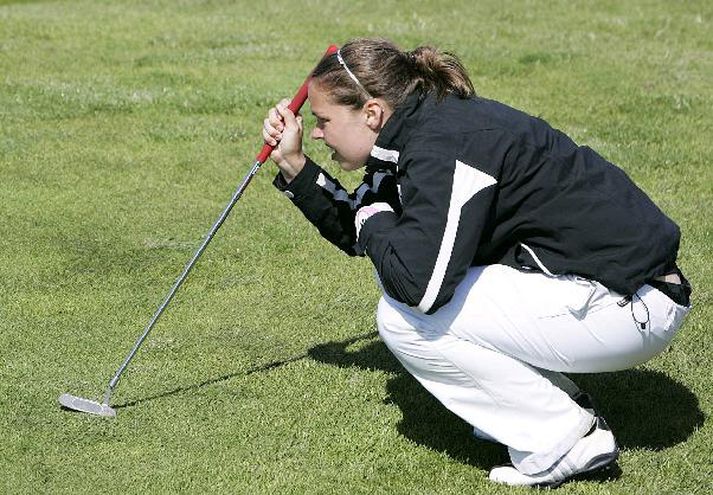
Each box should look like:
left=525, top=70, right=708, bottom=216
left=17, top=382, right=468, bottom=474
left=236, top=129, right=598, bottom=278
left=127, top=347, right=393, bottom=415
left=102, top=160, right=263, bottom=405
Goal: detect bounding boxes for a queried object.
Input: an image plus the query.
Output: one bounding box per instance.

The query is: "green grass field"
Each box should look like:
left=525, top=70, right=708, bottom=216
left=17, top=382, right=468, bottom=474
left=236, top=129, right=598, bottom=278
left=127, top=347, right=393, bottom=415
left=1, top=0, right=711, bottom=493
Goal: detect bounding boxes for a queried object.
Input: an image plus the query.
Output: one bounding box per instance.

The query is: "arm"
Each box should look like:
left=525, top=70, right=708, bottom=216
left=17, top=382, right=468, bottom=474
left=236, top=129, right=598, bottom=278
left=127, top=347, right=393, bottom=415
left=358, top=148, right=499, bottom=313
left=263, top=98, right=400, bottom=255
left=274, top=158, right=399, bottom=256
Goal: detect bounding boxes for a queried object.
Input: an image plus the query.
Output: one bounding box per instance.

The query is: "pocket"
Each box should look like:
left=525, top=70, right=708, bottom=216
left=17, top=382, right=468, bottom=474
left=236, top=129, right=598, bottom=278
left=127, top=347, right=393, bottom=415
left=563, top=276, right=599, bottom=319
left=666, top=299, right=690, bottom=333
left=529, top=273, right=598, bottom=320
left=640, top=284, right=690, bottom=340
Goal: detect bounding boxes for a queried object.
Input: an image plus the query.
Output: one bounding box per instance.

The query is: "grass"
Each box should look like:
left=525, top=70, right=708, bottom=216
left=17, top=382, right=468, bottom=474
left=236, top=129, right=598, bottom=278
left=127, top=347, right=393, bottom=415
left=1, top=0, right=711, bottom=493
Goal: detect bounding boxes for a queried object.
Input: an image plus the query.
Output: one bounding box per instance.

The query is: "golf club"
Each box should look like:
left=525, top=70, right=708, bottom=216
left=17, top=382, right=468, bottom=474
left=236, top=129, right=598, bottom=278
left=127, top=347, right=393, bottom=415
left=59, top=44, right=339, bottom=417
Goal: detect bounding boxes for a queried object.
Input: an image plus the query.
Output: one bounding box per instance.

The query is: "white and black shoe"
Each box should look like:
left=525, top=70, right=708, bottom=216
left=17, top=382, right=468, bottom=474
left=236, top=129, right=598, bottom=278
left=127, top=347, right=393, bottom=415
left=489, top=416, right=619, bottom=488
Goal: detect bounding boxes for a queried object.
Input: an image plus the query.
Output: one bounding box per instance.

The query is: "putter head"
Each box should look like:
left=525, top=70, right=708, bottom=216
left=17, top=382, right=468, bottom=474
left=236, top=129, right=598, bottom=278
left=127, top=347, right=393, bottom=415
left=58, top=393, right=116, bottom=417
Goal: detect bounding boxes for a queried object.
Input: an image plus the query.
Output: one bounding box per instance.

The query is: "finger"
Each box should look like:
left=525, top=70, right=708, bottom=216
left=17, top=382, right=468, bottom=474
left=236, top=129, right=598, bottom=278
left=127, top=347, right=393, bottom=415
left=263, top=116, right=281, bottom=137
left=263, top=119, right=280, bottom=144
left=262, top=123, right=280, bottom=147
left=268, top=107, right=284, bottom=131
left=270, top=99, right=289, bottom=127
left=262, top=129, right=277, bottom=147
left=276, top=104, right=297, bottom=127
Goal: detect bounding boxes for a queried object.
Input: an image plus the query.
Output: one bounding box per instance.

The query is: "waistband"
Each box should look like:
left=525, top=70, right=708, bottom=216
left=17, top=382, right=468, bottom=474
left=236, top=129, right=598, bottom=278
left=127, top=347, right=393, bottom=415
left=653, top=272, right=681, bottom=284
left=648, top=266, right=691, bottom=307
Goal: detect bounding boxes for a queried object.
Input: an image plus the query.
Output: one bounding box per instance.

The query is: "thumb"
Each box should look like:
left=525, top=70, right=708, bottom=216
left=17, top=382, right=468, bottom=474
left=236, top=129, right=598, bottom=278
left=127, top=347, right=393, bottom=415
left=295, top=114, right=303, bottom=132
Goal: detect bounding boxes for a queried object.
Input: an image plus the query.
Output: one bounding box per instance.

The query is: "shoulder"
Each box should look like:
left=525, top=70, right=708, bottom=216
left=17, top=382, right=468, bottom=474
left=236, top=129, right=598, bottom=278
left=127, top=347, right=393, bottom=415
left=400, top=95, right=520, bottom=172
left=421, top=94, right=529, bottom=127
left=406, top=95, right=530, bottom=148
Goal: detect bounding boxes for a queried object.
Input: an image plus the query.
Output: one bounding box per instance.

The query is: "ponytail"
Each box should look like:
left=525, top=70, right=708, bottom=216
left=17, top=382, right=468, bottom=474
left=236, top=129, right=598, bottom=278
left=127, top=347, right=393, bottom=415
left=408, top=46, right=474, bottom=100
left=311, top=38, right=475, bottom=110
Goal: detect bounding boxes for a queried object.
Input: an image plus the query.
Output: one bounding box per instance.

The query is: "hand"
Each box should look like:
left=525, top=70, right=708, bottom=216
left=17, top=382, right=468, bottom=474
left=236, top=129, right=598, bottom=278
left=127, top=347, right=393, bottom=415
left=262, top=98, right=306, bottom=183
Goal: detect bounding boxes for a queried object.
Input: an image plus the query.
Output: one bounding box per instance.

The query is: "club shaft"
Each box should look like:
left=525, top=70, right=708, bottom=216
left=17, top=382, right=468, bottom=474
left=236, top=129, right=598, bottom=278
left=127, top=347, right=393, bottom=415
left=103, top=160, right=262, bottom=405
left=99, top=44, right=339, bottom=407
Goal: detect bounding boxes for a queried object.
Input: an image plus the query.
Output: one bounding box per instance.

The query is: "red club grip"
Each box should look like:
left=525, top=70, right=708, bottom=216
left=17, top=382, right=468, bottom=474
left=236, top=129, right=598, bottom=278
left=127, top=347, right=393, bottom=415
left=255, top=44, right=339, bottom=164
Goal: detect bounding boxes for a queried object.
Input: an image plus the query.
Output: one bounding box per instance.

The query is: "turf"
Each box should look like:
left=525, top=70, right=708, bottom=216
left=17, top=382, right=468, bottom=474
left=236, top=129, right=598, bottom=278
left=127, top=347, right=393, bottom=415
left=1, top=0, right=711, bottom=493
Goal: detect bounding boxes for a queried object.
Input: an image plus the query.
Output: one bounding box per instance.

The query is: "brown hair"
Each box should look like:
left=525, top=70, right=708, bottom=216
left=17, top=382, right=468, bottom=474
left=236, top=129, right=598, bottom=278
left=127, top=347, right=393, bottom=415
left=311, top=38, right=475, bottom=109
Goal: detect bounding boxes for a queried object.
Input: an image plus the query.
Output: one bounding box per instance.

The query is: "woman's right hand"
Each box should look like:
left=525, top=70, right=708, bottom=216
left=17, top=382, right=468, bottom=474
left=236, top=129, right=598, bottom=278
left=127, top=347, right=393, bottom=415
left=263, top=98, right=306, bottom=183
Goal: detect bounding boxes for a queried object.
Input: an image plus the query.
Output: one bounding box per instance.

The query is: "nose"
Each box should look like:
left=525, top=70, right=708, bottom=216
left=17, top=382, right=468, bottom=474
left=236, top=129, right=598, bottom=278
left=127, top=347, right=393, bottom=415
left=311, top=127, right=324, bottom=140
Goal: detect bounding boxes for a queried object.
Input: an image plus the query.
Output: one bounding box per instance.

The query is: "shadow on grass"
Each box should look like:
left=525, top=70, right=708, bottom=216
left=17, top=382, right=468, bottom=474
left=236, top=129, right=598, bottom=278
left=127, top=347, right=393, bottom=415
left=116, top=331, right=703, bottom=472
left=307, top=332, right=506, bottom=470
left=115, top=333, right=378, bottom=410
left=306, top=332, right=705, bottom=469
left=115, top=351, right=311, bottom=409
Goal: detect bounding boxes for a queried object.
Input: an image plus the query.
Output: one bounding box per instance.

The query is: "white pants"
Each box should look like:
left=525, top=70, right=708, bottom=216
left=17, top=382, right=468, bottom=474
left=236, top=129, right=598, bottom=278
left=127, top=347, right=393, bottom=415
left=376, top=265, right=689, bottom=474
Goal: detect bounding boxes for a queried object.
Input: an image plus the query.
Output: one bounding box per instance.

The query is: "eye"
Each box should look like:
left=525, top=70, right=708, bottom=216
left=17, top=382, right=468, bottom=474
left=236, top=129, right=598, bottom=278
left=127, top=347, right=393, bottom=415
left=316, top=116, right=329, bottom=128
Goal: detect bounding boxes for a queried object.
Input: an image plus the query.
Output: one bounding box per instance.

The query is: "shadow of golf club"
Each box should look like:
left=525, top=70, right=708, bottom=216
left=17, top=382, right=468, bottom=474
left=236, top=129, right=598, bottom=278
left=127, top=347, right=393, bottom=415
left=114, top=354, right=311, bottom=410
left=113, top=331, right=377, bottom=411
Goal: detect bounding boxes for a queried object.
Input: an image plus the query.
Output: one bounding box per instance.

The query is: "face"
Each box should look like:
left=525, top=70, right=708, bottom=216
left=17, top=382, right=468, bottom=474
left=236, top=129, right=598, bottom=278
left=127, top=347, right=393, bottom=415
left=308, top=81, right=389, bottom=171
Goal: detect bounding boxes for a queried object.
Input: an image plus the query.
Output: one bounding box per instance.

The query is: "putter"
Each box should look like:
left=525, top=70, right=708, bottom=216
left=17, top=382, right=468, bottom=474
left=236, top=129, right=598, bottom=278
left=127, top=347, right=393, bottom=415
left=59, top=45, right=339, bottom=417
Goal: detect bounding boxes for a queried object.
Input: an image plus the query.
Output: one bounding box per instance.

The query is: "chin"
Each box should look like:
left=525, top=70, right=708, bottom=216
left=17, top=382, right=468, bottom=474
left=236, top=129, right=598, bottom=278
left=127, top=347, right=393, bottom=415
left=338, top=161, right=365, bottom=172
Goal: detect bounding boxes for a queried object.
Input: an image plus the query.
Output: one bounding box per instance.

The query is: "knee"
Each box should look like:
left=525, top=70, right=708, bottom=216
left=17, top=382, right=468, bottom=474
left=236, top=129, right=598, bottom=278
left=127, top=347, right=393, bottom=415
left=376, top=296, right=398, bottom=341
left=376, top=296, right=417, bottom=352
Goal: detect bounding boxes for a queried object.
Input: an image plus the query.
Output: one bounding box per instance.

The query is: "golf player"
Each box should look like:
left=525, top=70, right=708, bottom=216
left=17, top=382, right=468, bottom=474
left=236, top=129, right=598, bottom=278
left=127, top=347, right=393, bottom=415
left=262, top=38, right=691, bottom=487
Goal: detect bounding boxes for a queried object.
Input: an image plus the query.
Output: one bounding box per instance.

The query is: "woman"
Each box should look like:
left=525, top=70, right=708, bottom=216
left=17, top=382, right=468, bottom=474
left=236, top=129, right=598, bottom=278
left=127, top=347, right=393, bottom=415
left=262, top=38, right=691, bottom=487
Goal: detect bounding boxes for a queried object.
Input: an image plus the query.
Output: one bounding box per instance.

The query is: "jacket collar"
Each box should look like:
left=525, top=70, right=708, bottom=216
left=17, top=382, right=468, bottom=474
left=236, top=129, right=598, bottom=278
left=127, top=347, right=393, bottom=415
left=365, top=91, right=425, bottom=172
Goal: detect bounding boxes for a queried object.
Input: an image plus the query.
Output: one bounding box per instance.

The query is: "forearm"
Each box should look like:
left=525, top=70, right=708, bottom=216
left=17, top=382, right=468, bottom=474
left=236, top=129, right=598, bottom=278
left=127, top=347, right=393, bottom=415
left=356, top=152, right=497, bottom=314
left=273, top=157, right=362, bottom=255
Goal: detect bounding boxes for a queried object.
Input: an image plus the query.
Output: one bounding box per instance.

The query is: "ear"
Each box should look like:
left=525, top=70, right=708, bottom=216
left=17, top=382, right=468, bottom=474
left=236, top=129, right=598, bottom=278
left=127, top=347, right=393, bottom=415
left=363, top=99, right=391, bottom=131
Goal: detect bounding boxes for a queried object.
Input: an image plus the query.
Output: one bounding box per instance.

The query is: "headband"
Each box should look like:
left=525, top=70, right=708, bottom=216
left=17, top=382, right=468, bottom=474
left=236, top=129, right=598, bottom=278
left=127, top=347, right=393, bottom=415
left=336, top=48, right=373, bottom=99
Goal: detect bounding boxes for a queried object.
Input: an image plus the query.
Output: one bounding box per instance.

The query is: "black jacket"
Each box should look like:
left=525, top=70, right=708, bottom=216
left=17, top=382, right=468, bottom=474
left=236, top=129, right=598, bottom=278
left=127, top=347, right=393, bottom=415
left=275, top=92, right=680, bottom=314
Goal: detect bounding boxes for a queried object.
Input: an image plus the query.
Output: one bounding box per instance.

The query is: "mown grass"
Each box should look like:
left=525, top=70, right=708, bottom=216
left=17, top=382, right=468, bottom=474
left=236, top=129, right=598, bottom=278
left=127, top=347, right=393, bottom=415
left=1, top=1, right=711, bottom=493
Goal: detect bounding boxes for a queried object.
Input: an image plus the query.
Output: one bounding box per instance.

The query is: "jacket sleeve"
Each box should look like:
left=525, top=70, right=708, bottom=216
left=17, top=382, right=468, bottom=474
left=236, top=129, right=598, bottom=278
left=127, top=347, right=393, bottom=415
left=357, top=146, right=500, bottom=314
left=273, top=156, right=400, bottom=256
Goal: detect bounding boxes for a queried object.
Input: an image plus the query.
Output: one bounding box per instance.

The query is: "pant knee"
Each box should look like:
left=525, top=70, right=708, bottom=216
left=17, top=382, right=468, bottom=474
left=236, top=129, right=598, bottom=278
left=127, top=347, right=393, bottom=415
left=376, top=296, right=431, bottom=359
left=376, top=296, right=403, bottom=345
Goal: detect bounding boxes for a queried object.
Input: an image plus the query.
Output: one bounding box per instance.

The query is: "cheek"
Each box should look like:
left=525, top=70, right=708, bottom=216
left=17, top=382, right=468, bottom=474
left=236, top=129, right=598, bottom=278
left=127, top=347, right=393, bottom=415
left=353, top=128, right=377, bottom=156
left=326, top=120, right=375, bottom=162
left=322, top=126, right=339, bottom=145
